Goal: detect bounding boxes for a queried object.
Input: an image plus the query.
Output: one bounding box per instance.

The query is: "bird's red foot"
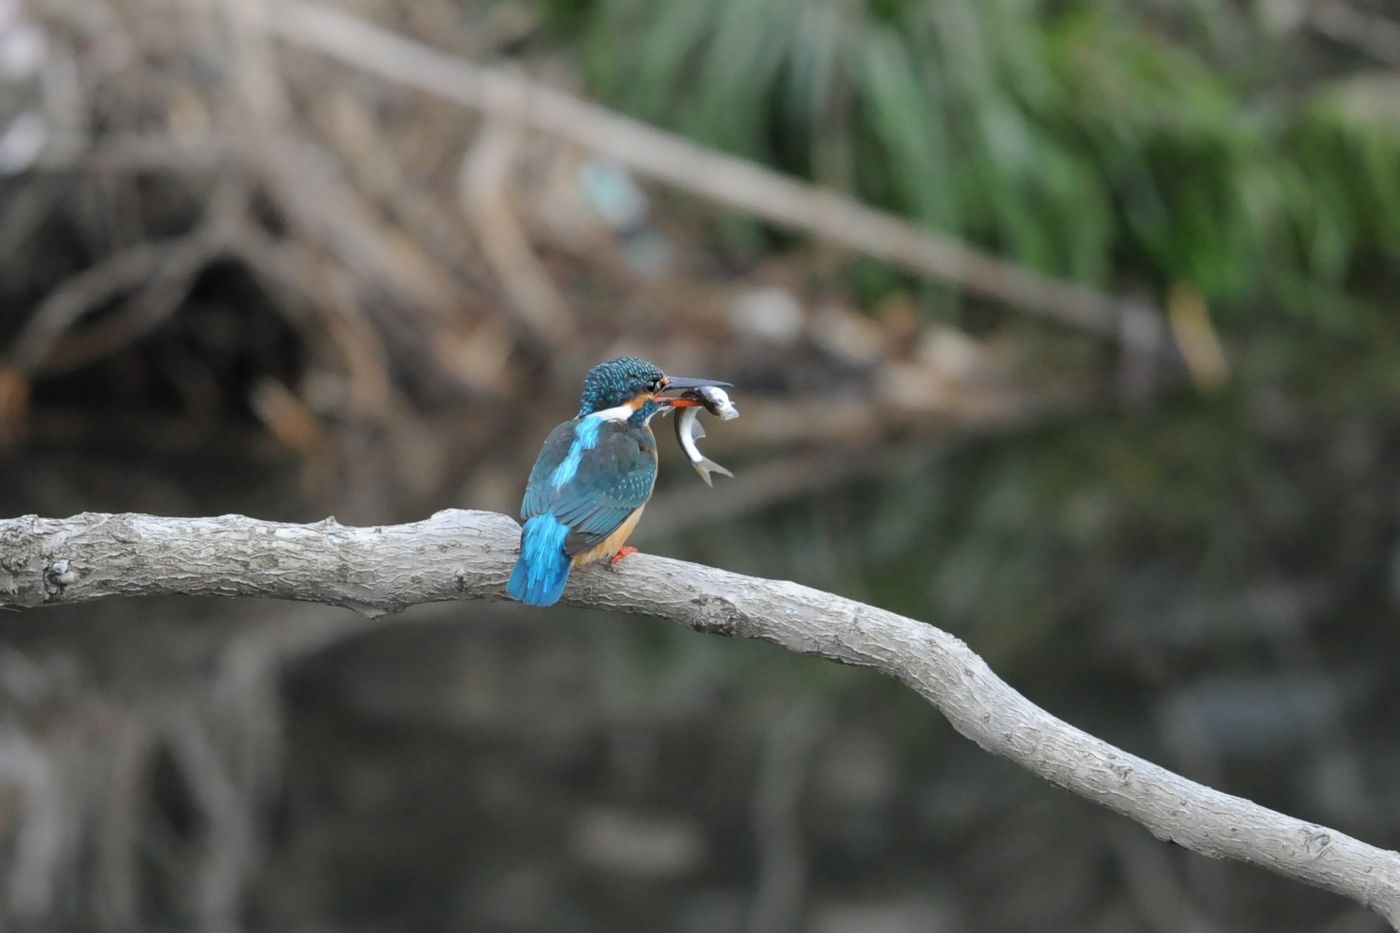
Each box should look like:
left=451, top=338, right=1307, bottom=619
left=608, top=546, right=639, bottom=568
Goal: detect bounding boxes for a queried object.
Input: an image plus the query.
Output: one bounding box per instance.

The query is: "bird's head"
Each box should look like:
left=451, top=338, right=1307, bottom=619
left=577, top=357, right=727, bottom=420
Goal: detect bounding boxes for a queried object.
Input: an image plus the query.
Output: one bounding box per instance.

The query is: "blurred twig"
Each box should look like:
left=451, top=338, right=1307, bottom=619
left=262, top=0, right=1176, bottom=358
left=6, top=230, right=226, bottom=375
left=458, top=118, right=577, bottom=351
left=1307, top=2, right=1400, bottom=68
left=1166, top=285, right=1229, bottom=393
left=1108, top=820, right=1222, bottom=933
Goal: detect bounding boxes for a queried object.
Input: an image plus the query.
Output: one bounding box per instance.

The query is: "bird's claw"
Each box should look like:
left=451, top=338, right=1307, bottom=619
left=606, top=546, right=639, bottom=570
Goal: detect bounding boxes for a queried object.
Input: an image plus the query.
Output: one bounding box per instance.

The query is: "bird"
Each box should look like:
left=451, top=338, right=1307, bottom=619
left=507, top=357, right=724, bottom=607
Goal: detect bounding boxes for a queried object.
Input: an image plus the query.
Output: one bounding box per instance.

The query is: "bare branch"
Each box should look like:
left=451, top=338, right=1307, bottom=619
left=1, top=510, right=1398, bottom=927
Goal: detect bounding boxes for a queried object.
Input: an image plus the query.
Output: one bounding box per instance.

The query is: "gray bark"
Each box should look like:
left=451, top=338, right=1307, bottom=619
left=2, top=509, right=1398, bottom=927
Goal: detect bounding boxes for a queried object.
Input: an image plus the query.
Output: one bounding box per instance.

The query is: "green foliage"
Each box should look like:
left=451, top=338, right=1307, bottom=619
left=541, top=0, right=1400, bottom=323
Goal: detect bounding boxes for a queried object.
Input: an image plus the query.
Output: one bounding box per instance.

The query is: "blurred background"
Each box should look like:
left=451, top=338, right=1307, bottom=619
left=2, top=0, right=1399, bottom=930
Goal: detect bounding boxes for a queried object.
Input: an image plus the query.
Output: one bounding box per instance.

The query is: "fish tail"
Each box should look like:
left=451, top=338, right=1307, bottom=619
left=696, top=458, right=733, bottom=486
left=508, top=514, right=572, bottom=606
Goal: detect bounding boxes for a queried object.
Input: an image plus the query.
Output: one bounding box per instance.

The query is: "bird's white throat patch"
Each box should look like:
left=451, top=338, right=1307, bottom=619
left=591, top=403, right=636, bottom=422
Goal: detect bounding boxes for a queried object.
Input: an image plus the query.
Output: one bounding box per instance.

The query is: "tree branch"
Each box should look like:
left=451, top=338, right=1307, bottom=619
left=2, top=510, right=1398, bottom=926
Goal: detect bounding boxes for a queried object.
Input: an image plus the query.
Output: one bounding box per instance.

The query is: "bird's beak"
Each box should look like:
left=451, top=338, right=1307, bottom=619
left=661, top=376, right=731, bottom=391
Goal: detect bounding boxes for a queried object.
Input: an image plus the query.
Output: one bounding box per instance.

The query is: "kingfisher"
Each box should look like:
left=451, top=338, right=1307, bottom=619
left=507, top=357, right=725, bottom=607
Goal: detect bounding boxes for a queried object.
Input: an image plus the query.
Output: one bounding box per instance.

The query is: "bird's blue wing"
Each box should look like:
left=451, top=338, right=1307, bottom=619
left=521, top=422, right=577, bottom=521
left=520, top=420, right=657, bottom=557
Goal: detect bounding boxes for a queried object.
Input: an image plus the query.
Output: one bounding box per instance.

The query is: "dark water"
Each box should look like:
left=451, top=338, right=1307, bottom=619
left=6, top=397, right=1395, bottom=932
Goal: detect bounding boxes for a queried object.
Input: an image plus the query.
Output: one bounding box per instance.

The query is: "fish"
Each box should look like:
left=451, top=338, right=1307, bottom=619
left=672, top=385, right=738, bottom=486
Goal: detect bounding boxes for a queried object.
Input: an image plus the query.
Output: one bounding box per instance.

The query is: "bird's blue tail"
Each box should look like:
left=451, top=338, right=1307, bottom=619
left=508, top=514, right=572, bottom=606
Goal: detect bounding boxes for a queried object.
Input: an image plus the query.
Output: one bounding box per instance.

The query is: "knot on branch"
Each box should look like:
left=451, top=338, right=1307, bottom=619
left=689, top=594, right=741, bottom=637
left=44, top=559, right=79, bottom=596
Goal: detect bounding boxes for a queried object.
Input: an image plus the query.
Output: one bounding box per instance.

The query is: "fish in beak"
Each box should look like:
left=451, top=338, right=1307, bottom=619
left=668, top=385, right=739, bottom=486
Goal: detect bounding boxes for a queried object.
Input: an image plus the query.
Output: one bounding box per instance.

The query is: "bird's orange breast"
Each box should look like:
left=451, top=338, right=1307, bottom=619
left=571, top=505, right=646, bottom=567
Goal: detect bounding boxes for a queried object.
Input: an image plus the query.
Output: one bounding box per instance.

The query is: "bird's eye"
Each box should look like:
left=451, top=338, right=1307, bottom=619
left=646, top=379, right=661, bottom=393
